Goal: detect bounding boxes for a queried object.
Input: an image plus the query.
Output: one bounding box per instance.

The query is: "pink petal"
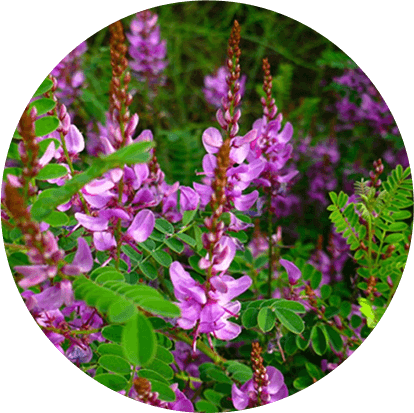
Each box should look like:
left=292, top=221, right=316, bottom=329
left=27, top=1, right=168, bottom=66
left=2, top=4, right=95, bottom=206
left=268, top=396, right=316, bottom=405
left=127, top=209, right=155, bottom=243
left=202, top=127, right=223, bottom=154
left=75, top=213, right=108, bottom=231
left=65, top=125, right=85, bottom=154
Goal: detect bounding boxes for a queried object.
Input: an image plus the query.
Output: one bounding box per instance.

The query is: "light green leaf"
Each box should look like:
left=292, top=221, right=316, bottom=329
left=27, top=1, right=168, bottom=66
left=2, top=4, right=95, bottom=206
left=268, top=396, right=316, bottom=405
left=34, top=116, right=59, bottom=137
left=122, top=313, right=156, bottom=366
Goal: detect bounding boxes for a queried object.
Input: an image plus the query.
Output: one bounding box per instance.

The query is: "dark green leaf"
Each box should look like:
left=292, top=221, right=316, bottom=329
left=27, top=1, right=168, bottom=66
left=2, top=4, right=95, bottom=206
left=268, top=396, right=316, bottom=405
left=151, top=380, right=176, bottom=402
left=95, top=373, right=127, bottom=391
left=155, top=218, right=174, bottom=234
left=101, top=325, right=123, bottom=343
left=271, top=299, right=306, bottom=313
left=311, top=325, right=327, bottom=355
left=274, top=308, right=304, bottom=334
left=241, top=307, right=259, bottom=329
left=147, top=358, right=174, bottom=380
left=176, top=233, right=196, bottom=247
left=152, top=250, right=172, bottom=267
left=36, top=164, right=68, bottom=180
left=165, top=238, right=184, bottom=253
left=139, top=261, right=158, bottom=280
left=196, top=400, right=217, bottom=413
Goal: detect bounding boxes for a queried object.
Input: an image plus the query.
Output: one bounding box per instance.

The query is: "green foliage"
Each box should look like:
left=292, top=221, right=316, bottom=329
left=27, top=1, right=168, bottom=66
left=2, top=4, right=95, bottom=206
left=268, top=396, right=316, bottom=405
left=329, top=166, right=412, bottom=304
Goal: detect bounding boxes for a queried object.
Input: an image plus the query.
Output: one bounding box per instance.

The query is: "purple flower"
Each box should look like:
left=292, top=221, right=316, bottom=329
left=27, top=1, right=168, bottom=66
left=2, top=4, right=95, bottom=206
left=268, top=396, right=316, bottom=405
left=126, top=209, right=155, bottom=243
left=127, top=10, right=168, bottom=87
left=170, top=261, right=251, bottom=344
left=279, top=259, right=301, bottom=285
left=15, top=236, right=92, bottom=288
left=204, top=66, right=247, bottom=108
left=232, top=366, right=288, bottom=409
left=180, top=186, right=200, bottom=212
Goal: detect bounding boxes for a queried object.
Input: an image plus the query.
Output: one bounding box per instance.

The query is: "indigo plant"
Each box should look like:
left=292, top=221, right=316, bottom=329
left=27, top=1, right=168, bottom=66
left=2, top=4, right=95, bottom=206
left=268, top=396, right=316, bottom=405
left=2, top=5, right=412, bottom=412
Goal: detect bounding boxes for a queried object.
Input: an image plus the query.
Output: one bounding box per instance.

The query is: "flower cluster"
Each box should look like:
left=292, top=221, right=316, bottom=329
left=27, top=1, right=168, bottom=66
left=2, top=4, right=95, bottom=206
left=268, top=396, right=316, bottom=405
left=51, top=42, right=87, bottom=108
left=334, top=68, right=398, bottom=136
left=127, top=9, right=168, bottom=87
left=170, top=261, right=252, bottom=345
left=204, top=66, right=246, bottom=108
left=232, top=343, right=288, bottom=409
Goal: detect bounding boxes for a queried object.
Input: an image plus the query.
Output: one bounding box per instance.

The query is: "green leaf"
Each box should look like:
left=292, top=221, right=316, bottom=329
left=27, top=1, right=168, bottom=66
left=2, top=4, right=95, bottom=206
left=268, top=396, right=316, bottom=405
left=296, top=329, right=311, bottom=350
left=108, top=300, right=137, bottom=323
left=205, top=368, right=232, bottom=384
left=384, top=233, right=405, bottom=244
left=323, top=325, right=343, bottom=353
left=274, top=308, right=304, bottom=334
left=122, top=313, right=156, bottom=366
left=224, top=361, right=253, bottom=383
left=204, top=389, right=224, bottom=405
left=155, top=218, right=174, bottom=234
left=30, top=141, right=153, bottom=221
left=310, top=270, right=322, bottom=289
left=99, top=355, right=132, bottom=375
left=121, top=245, right=142, bottom=264
left=257, top=307, right=276, bottom=332
left=320, top=285, right=332, bottom=300
left=101, top=325, right=123, bottom=343
left=138, top=369, right=169, bottom=384
left=43, top=211, right=69, bottom=227
left=33, top=78, right=53, bottom=97
left=271, top=299, right=306, bottom=313
left=96, top=271, right=124, bottom=284
left=36, top=164, right=68, bottom=180
left=165, top=238, right=184, bottom=253
left=196, top=400, right=217, bottom=413
left=151, top=380, right=176, bottom=402
left=155, top=346, right=174, bottom=364
left=139, top=261, right=158, bottom=280
left=242, top=307, right=259, bottom=329
left=98, top=343, right=125, bottom=357
left=392, top=210, right=411, bottom=220
left=310, top=325, right=327, bottom=355
left=182, top=208, right=198, bottom=226
left=176, top=233, right=196, bottom=247
left=387, top=222, right=408, bottom=231
left=147, top=358, right=174, bottom=380
left=329, top=191, right=338, bottom=203
left=293, top=376, right=313, bottom=390
left=94, top=373, right=127, bottom=391
left=305, top=362, right=323, bottom=381
left=34, top=116, right=59, bottom=137
left=152, top=250, right=172, bottom=267
left=38, top=138, right=60, bottom=156
left=138, top=297, right=180, bottom=318
left=29, top=98, right=56, bottom=116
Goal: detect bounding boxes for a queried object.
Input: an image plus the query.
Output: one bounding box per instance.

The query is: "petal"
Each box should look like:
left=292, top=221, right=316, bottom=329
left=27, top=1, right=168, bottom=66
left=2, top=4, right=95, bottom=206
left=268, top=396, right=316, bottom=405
left=84, top=179, right=114, bottom=195
left=127, top=209, right=155, bottom=243
left=266, top=366, right=286, bottom=395
left=75, top=213, right=108, bottom=231
left=280, top=259, right=301, bottom=284
left=93, top=231, right=116, bottom=251
left=231, top=384, right=250, bottom=411
left=202, top=127, right=223, bottom=154
left=233, top=190, right=258, bottom=211
left=71, top=238, right=93, bottom=273
left=15, top=265, right=51, bottom=288
left=38, top=142, right=56, bottom=166
left=215, top=320, right=242, bottom=340
left=65, top=125, right=85, bottom=154
left=180, top=186, right=200, bottom=211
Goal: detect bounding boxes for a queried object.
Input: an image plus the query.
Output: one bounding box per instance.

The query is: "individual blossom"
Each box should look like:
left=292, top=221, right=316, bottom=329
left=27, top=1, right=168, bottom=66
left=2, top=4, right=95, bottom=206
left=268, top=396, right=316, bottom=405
left=15, top=237, right=93, bottom=289
left=232, top=342, right=288, bottom=409
left=170, top=261, right=252, bottom=346
left=127, top=9, right=168, bottom=87
left=204, top=66, right=246, bottom=108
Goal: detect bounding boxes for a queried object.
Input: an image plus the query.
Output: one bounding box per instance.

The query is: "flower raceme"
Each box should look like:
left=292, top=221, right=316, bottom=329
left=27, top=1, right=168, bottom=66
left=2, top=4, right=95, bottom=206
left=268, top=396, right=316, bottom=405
left=170, top=261, right=252, bottom=344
